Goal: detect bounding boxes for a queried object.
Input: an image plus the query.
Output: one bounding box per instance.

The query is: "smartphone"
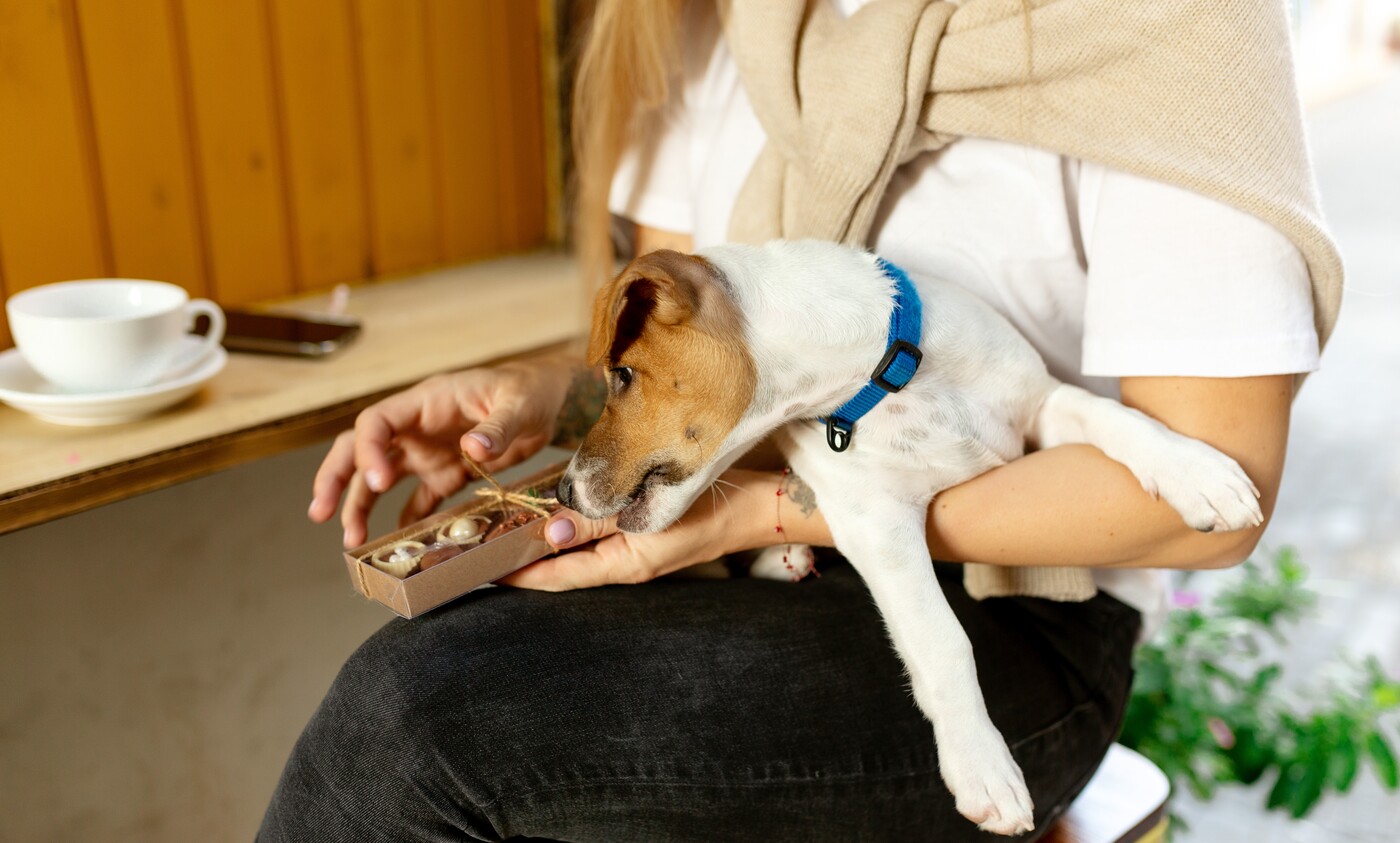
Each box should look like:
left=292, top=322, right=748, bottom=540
left=218, top=309, right=361, bottom=357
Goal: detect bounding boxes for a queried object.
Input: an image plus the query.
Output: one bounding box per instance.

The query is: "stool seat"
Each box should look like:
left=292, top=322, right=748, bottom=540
left=1041, top=744, right=1170, bottom=843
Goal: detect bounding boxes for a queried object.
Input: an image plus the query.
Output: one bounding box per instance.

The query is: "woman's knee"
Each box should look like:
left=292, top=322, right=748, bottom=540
left=260, top=615, right=508, bottom=842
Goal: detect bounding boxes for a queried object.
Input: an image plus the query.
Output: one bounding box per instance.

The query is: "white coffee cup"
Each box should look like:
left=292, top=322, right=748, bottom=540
left=7, top=279, right=226, bottom=393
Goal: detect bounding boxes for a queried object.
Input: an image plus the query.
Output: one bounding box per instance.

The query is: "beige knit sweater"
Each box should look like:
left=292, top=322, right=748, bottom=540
left=720, top=0, right=1343, bottom=601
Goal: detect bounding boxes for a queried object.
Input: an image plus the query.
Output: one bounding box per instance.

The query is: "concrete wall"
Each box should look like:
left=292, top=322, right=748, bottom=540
left=0, top=438, right=569, bottom=842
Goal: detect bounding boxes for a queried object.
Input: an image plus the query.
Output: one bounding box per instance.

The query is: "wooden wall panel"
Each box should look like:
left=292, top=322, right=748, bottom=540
left=267, top=0, right=370, bottom=291
left=76, top=0, right=206, bottom=297
left=502, top=1, right=548, bottom=252
left=484, top=2, right=521, bottom=252
left=0, top=0, right=110, bottom=346
left=486, top=1, right=548, bottom=253
left=178, top=0, right=294, bottom=305
left=0, top=0, right=555, bottom=352
left=352, top=0, right=440, bottom=275
left=426, top=0, right=502, bottom=263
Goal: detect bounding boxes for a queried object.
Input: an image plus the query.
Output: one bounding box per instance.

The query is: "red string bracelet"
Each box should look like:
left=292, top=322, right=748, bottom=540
left=774, top=467, right=818, bottom=581
left=774, top=468, right=794, bottom=579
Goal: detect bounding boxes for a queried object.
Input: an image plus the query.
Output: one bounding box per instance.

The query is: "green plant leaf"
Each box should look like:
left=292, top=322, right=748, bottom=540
left=1373, top=682, right=1400, bottom=710
left=1289, top=742, right=1329, bottom=819
left=1367, top=733, right=1399, bottom=789
left=1117, top=696, right=1161, bottom=750
left=1277, top=546, right=1305, bottom=584
left=1249, top=664, right=1283, bottom=695
left=1267, top=764, right=1297, bottom=811
left=1229, top=726, right=1273, bottom=785
left=1330, top=731, right=1360, bottom=793
left=1127, top=547, right=1400, bottom=823
left=1134, top=657, right=1172, bottom=697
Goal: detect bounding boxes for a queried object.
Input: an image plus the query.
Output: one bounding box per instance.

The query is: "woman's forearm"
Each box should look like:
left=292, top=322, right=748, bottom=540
left=754, top=447, right=1257, bottom=570
left=925, top=443, right=1269, bottom=570
left=750, top=374, right=1294, bottom=572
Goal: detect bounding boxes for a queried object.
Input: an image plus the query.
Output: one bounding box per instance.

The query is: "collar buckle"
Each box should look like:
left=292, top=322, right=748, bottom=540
left=870, top=339, right=923, bottom=393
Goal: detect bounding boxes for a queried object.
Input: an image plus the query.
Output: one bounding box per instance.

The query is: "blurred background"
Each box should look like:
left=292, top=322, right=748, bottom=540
left=0, top=1, right=1396, bottom=841
left=1172, top=1, right=1400, bottom=840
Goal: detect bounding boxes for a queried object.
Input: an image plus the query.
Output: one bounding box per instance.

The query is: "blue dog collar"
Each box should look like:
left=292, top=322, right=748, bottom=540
left=820, top=258, right=923, bottom=452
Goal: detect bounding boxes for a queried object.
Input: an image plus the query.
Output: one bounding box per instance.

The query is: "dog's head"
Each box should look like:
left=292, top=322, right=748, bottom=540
left=559, top=249, right=757, bottom=532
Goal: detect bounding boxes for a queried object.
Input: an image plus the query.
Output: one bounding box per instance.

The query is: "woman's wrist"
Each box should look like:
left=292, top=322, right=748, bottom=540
left=727, top=469, right=777, bottom=554
left=720, top=468, right=832, bottom=555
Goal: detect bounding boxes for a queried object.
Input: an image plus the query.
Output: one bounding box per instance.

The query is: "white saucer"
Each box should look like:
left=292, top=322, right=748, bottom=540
left=0, top=337, right=227, bottom=426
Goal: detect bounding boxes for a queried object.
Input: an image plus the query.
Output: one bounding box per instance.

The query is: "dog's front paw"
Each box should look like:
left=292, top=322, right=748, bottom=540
left=939, top=732, right=1035, bottom=836
left=749, top=544, right=815, bottom=581
left=1139, top=438, right=1263, bottom=533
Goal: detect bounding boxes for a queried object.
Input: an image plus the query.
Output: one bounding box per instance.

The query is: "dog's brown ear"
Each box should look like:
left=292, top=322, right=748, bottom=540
left=587, top=272, right=631, bottom=365
left=586, top=250, right=709, bottom=365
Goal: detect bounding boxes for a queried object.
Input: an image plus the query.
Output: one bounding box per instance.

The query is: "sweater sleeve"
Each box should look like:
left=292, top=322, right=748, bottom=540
left=1078, top=163, right=1320, bottom=378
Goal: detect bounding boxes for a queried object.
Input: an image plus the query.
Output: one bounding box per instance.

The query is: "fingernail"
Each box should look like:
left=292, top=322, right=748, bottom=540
left=468, top=432, right=496, bottom=454
left=366, top=470, right=385, bottom=492
left=547, top=517, right=575, bottom=546
left=343, top=529, right=352, bottom=547
left=308, top=500, right=319, bottom=519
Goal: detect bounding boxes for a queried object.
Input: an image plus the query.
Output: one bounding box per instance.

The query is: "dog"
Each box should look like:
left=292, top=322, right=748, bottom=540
left=555, top=240, right=1261, bottom=835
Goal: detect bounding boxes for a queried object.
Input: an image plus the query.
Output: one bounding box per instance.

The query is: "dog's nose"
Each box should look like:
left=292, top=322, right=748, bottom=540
left=556, top=474, right=576, bottom=509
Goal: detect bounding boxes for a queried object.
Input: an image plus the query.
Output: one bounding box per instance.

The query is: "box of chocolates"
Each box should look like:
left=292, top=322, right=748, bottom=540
left=343, top=461, right=566, bottom=618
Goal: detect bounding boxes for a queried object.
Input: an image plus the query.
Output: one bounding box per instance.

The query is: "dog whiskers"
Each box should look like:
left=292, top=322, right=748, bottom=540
left=711, top=477, right=755, bottom=500
left=709, top=479, right=734, bottom=517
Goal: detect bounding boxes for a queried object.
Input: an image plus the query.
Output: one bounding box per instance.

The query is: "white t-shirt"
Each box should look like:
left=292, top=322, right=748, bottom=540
left=608, top=0, right=1319, bottom=632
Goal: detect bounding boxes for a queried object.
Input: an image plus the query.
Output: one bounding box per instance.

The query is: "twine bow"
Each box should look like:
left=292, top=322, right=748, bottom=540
left=460, top=451, right=559, bottom=517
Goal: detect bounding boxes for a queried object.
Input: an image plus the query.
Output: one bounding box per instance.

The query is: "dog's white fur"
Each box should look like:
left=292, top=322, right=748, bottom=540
left=564, top=240, right=1261, bottom=834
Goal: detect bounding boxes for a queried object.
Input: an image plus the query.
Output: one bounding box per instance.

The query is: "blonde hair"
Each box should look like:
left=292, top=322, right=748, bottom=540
left=570, top=0, right=683, bottom=289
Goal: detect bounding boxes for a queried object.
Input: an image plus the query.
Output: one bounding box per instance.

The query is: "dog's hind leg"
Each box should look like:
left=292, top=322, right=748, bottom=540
left=1030, top=383, right=1263, bottom=533
left=798, top=471, right=1034, bottom=835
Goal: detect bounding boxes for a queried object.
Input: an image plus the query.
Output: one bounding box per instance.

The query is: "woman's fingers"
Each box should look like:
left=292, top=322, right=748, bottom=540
left=497, top=538, right=637, bottom=591
left=310, top=431, right=358, bottom=523
left=315, top=363, right=566, bottom=545
left=353, top=398, right=425, bottom=493
left=461, top=398, right=528, bottom=463
left=340, top=471, right=382, bottom=548
left=497, top=511, right=625, bottom=591
left=544, top=510, right=617, bottom=550
left=501, top=473, right=762, bottom=592
left=497, top=547, right=612, bottom=591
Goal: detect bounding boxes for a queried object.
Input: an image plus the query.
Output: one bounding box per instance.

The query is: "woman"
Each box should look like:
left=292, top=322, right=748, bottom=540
left=261, top=1, right=1331, bottom=839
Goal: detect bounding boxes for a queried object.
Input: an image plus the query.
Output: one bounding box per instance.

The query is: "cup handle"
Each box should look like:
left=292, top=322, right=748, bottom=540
left=166, top=298, right=226, bottom=378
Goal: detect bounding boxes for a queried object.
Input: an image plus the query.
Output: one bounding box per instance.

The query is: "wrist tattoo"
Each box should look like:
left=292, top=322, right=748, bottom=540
left=786, top=471, right=818, bottom=517
left=551, top=366, right=606, bottom=449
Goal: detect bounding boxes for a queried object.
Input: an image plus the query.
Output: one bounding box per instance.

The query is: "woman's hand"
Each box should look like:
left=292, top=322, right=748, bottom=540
left=310, top=354, right=577, bottom=548
left=499, top=469, right=778, bottom=591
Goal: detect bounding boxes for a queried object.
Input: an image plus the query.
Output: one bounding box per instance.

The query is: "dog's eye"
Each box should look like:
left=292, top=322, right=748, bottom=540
left=610, top=366, right=634, bottom=392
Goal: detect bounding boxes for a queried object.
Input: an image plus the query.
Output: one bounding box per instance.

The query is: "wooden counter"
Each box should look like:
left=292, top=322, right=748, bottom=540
left=0, top=251, right=583, bottom=536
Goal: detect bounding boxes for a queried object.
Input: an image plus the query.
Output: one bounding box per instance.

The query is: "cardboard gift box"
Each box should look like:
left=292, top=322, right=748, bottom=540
left=344, top=461, right=566, bottom=618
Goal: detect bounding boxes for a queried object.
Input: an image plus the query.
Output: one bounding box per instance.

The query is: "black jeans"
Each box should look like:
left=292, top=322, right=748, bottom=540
left=259, top=559, right=1139, bottom=842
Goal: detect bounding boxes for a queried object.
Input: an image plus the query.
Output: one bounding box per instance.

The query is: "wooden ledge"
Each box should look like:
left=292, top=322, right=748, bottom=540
left=0, top=251, right=584, bottom=536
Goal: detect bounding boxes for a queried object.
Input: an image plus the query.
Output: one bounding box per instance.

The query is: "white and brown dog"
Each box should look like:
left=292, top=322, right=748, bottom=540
left=557, top=240, right=1261, bottom=835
